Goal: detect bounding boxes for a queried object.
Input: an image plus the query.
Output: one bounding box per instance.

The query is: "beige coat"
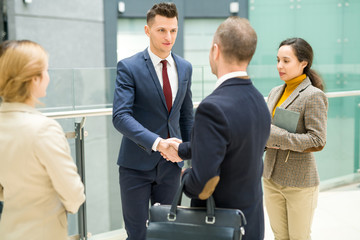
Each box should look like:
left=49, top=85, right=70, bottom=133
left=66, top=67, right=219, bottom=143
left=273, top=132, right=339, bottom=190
left=263, top=78, right=328, bottom=187
left=0, top=102, right=85, bottom=240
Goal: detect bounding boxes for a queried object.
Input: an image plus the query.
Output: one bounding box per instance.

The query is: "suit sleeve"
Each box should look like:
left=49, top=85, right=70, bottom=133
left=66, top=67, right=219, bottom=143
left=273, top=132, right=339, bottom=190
left=179, top=64, right=194, bottom=142
left=182, top=101, right=228, bottom=200
left=34, top=120, right=85, bottom=214
left=266, top=91, right=328, bottom=152
left=112, top=61, right=159, bottom=154
left=178, top=141, right=192, bottom=160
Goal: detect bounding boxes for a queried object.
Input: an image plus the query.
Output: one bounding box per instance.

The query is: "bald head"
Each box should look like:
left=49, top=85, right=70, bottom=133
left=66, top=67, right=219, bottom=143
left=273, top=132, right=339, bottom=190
left=213, top=17, right=257, bottom=64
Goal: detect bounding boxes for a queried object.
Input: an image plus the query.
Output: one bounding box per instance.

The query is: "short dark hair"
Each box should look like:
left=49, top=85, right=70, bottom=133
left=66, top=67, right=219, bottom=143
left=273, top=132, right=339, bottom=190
left=213, top=17, right=257, bottom=64
left=279, top=38, right=324, bottom=91
left=146, top=2, right=178, bottom=25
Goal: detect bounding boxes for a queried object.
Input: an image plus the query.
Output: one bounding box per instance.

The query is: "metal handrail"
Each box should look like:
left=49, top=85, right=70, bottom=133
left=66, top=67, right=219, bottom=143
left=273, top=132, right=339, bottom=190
left=326, top=90, right=360, bottom=98
left=43, top=90, right=360, bottom=119
left=44, top=108, right=112, bottom=119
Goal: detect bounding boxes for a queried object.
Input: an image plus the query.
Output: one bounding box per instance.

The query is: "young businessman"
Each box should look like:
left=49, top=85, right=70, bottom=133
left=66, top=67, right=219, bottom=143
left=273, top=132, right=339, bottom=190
left=112, top=3, right=193, bottom=240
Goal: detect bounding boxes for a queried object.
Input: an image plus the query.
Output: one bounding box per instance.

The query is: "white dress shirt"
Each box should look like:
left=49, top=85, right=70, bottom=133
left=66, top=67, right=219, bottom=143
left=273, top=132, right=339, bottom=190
left=215, top=71, right=248, bottom=89
left=147, top=47, right=179, bottom=151
left=147, top=47, right=178, bottom=102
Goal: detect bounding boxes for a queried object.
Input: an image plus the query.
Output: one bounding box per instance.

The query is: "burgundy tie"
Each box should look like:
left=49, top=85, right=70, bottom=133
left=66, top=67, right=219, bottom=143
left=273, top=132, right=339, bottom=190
left=161, top=60, right=172, bottom=113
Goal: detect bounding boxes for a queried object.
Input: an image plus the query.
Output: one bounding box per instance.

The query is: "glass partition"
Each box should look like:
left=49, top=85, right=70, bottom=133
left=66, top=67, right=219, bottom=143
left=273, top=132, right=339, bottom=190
left=39, top=69, right=75, bottom=112
left=40, top=68, right=115, bottom=112
left=317, top=96, right=360, bottom=181
left=248, top=0, right=360, bottom=96
left=39, top=68, right=121, bottom=236
left=37, top=66, right=360, bottom=237
left=117, top=18, right=148, bottom=61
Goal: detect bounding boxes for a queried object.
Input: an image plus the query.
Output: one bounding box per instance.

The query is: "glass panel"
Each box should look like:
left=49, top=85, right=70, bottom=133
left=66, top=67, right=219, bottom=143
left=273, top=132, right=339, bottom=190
left=191, top=65, right=217, bottom=103
left=248, top=0, right=360, bottom=183
left=83, top=115, right=124, bottom=235
left=316, top=96, right=360, bottom=181
left=117, top=18, right=148, bottom=61
left=342, top=0, right=360, bottom=92
left=38, top=69, right=75, bottom=112
left=184, top=19, right=224, bottom=101
left=191, top=66, right=205, bottom=102
left=33, top=66, right=360, bottom=237
left=35, top=68, right=118, bottom=236
left=73, top=68, right=115, bottom=110
left=29, top=0, right=360, bottom=234
left=39, top=68, right=116, bottom=112
left=249, top=0, right=360, bottom=95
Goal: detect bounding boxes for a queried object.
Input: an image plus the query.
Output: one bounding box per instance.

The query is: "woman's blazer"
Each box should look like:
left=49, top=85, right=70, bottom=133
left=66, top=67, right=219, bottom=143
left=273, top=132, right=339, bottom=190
left=0, top=102, right=85, bottom=240
left=263, top=77, right=328, bottom=188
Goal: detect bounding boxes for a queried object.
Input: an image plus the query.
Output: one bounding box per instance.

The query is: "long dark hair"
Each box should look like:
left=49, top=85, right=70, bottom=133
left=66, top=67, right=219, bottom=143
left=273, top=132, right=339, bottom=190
left=279, top=38, right=324, bottom=91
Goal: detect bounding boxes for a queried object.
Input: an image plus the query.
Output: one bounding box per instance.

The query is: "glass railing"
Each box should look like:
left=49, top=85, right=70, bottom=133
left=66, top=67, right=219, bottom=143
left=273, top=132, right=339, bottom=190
left=36, top=67, right=360, bottom=239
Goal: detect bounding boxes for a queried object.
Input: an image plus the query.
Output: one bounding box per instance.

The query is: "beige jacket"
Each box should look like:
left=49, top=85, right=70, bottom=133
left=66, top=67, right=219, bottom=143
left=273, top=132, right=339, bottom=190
left=0, top=102, right=85, bottom=240
left=263, top=78, right=328, bottom=187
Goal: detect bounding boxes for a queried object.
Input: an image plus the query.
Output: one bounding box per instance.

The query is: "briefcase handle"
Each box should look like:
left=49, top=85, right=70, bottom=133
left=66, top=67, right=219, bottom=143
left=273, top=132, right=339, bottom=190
left=167, top=178, right=217, bottom=224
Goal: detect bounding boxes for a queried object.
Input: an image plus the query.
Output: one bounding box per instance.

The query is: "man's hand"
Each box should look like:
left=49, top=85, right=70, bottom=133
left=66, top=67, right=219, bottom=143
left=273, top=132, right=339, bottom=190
left=157, top=138, right=183, bottom=162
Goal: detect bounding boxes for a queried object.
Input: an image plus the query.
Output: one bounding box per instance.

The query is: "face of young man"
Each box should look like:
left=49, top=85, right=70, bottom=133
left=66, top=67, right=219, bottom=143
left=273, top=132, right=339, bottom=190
left=145, top=15, right=178, bottom=59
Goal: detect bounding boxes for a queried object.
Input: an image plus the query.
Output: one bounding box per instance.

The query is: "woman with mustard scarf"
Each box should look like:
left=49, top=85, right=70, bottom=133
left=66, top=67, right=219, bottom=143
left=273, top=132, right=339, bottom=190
left=263, top=38, right=328, bottom=240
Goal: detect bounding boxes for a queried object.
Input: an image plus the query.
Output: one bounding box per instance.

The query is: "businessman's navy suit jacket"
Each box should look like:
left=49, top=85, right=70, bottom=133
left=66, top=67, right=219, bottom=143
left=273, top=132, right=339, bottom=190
left=113, top=48, right=193, bottom=171
left=180, top=78, right=271, bottom=240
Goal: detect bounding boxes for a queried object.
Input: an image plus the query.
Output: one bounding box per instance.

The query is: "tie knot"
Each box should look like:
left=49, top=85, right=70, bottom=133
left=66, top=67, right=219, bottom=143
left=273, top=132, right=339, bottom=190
left=161, top=60, right=167, bottom=68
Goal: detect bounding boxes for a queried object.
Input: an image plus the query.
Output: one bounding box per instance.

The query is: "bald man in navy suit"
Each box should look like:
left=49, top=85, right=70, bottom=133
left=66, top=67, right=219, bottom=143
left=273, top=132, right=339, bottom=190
left=164, top=17, right=271, bottom=240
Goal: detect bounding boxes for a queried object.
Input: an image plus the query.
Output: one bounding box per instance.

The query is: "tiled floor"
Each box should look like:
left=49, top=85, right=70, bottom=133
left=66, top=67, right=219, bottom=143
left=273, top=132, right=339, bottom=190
left=91, top=182, right=360, bottom=240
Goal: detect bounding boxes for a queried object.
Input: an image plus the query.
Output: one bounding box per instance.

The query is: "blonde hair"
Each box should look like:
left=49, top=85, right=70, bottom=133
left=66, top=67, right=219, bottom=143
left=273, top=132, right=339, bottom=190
left=0, top=40, right=48, bottom=103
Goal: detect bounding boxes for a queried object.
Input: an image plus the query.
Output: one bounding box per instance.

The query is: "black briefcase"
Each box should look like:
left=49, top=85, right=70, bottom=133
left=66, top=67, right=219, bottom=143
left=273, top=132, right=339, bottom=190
left=146, top=179, right=247, bottom=240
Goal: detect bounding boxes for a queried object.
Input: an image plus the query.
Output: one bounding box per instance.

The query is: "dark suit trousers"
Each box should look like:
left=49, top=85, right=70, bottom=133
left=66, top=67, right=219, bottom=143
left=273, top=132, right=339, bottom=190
left=119, top=158, right=181, bottom=240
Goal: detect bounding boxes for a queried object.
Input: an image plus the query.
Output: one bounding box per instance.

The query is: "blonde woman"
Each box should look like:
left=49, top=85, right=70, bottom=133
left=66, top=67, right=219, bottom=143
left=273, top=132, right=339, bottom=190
left=0, top=40, right=85, bottom=240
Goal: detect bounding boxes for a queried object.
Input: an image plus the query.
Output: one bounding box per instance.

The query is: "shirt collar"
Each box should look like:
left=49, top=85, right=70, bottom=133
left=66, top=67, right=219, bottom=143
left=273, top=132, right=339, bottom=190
left=215, top=71, right=248, bottom=89
left=147, top=47, right=174, bottom=67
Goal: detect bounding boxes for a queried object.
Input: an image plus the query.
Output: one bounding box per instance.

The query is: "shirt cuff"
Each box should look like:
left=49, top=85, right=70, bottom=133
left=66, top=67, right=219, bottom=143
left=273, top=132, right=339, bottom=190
left=152, top=137, right=162, bottom=152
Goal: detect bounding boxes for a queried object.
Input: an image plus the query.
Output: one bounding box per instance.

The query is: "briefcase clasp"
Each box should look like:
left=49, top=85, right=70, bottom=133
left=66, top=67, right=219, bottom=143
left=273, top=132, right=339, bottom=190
left=205, top=216, right=215, bottom=224
left=167, top=213, right=176, bottom=221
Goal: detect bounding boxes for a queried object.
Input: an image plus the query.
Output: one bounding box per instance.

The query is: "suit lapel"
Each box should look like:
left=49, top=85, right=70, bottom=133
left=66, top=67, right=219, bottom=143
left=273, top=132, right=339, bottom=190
left=171, top=53, right=183, bottom=113
left=143, top=49, right=168, bottom=111
left=268, top=85, right=285, bottom=114
left=281, top=77, right=311, bottom=109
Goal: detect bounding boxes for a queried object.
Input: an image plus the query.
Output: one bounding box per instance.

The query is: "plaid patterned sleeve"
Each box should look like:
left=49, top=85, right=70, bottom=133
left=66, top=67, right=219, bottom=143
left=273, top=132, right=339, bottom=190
left=266, top=88, right=328, bottom=152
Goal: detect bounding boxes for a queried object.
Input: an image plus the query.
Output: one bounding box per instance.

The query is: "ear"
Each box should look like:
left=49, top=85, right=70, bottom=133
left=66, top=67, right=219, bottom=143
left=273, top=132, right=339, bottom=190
left=212, top=43, right=220, bottom=60
left=29, top=76, right=39, bottom=96
left=301, top=61, right=308, bottom=70
left=144, top=25, right=150, bottom=37
left=32, top=76, right=40, bottom=85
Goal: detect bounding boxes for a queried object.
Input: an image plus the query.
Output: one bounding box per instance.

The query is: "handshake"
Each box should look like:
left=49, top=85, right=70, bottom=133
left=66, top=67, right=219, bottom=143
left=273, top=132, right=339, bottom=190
left=157, top=138, right=182, bottom=163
